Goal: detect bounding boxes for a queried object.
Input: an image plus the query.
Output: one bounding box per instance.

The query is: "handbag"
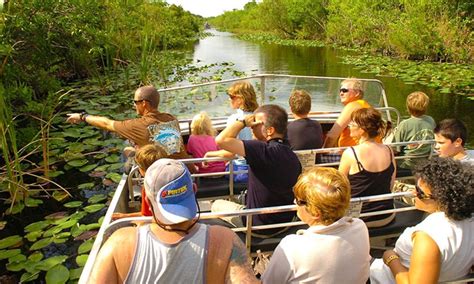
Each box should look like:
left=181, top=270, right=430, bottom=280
left=225, top=158, right=249, bottom=183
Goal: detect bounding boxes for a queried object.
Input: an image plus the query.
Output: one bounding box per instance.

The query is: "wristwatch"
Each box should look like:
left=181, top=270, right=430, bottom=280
left=237, top=118, right=246, bottom=127
left=80, top=112, right=88, bottom=122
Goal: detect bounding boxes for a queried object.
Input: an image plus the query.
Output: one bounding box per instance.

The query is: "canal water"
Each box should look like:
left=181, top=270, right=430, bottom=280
left=190, top=29, right=474, bottom=146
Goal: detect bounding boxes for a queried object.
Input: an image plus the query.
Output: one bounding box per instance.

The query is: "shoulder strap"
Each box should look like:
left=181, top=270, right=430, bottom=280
left=350, top=147, right=364, bottom=171
left=386, top=145, right=395, bottom=167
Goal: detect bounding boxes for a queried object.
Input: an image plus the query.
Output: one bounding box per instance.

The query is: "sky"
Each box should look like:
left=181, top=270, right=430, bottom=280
left=165, top=0, right=252, bottom=18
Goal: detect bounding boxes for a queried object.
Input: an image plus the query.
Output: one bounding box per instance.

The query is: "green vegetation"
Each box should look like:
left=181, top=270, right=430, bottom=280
left=211, top=0, right=473, bottom=63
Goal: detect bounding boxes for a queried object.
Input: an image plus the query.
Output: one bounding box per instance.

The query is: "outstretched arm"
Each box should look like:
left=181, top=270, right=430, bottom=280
left=66, top=113, right=116, bottom=132
left=324, top=103, right=359, bottom=148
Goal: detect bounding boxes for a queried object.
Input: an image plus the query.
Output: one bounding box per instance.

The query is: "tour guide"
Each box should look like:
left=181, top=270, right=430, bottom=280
left=66, top=85, right=187, bottom=158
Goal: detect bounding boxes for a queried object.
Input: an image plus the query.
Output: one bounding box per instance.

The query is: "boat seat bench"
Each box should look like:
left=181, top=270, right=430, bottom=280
left=194, top=177, right=247, bottom=199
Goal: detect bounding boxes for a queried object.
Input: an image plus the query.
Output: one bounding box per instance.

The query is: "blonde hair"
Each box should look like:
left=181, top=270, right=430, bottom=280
left=406, top=91, right=430, bottom=117
left=293, top=167, right=351, bottom=225
left=289, top=89, right=312, bottom=115
left=341, top=78, right=364, bottom=98
left=227, top=81, right=259, bottom=112
left=135, top=144, right=168, bottom=171
left=191, top=111, right=216, bottom=136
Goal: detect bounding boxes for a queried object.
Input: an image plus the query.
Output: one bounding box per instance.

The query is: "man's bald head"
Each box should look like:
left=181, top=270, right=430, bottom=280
left=135, top=86, right=160, bottom=108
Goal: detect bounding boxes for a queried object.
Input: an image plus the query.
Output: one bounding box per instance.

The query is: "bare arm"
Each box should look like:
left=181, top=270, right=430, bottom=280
left=324, top=103, right=360, bottom=148
left=338, top=148, right=353, bottom=175
left=225, top=234, right=259, bottom=283
left=384, top=231, right=441, bottom=284
left=215, top=121, right=247, bottom=157
left=204, top=149, right=236, bottom=159
left=66, top=113, right=116, bottom=132
left=89, top=227, right=137, bottom=284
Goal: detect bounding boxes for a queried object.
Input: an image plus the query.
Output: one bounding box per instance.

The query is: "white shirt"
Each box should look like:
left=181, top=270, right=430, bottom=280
left=370, top=212, right=474, bottom=283
left=460, top=150, right=474, bottom=165
left=262, top=217, right=370, bottom=284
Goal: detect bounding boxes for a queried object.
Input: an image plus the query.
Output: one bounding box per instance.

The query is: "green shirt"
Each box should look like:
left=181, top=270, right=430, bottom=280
left=393, top=115, right=435, bottom=169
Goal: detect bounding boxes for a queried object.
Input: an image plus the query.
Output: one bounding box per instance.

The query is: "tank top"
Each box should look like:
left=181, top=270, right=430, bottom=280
left=125, top=223, right=208, bottom=284
left=348, top=146, right=394, bottom=222
left=338, top=99, right=371, bottom=147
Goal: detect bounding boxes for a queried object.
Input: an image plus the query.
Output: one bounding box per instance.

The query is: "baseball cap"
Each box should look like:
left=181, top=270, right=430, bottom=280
left=144, top=158, right=197, bottom=224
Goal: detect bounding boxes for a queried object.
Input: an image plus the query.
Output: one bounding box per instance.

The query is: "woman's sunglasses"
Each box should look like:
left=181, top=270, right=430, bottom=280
left=294, top=198, right=307, bottom=206
left=415, top=184, right=432, bottom=200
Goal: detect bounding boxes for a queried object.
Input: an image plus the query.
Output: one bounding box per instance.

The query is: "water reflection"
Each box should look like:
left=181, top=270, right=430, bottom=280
left=190, top=29, right=473, bottom=145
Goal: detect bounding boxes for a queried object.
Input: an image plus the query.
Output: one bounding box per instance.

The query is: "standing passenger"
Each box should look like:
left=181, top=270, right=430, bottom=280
left=287, top=90, right=323, bottom=150
left=324, top=78, right=373, bottom=148
left=339, top=108, right=396, bottom=227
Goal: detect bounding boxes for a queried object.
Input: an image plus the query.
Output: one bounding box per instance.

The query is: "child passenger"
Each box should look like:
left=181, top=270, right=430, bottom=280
left=393, top=91, right=435, bottom=171
left=287, top=89, right=323, bottom=150
left=187, top=111, right=226, bottom=173
left=434, top=118, right=474, bottom=165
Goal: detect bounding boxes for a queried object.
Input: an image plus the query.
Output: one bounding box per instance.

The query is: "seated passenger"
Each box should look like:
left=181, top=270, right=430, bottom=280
left=393, top=91, right=435, bottom=171
left=112, top=144, right=168, bottom=219
left=339, top=108, right=396, bottom=227
left=434, top=118, right=474, bottom=165
left=226, top=80, right=259, bottom=140
left=262, top=167, right=371, bottom=284
left=324, top=78, right=373, bottom=148
left=212, top=104, right=302, bottom=236
left=186, top=111, right=226, bottom=174
left=287, top=89, right=323, bottom=150
left=90, top=159, right=258, bottom=283
left=370, top=157, right=474, bottom=283
left=204, top=80, right=259, bottom=160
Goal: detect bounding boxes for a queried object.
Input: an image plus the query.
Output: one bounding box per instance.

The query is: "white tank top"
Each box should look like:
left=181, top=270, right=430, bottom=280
left=124, top=223, right=208, bottom=284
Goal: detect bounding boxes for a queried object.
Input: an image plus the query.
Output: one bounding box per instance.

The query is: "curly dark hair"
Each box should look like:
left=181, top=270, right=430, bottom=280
left=413, top=157, right=474, bottom=221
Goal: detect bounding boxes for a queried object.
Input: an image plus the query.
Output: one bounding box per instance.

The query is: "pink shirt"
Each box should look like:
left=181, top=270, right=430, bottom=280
left=186, top=135, right=226, bottom=174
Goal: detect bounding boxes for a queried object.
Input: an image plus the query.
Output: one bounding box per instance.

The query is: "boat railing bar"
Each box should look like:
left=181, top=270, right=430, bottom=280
left=158, top=74, right=385, bottom=93
left=103, top=191, right=416, bottom=252
left=125, top=139, right=435, bottom=203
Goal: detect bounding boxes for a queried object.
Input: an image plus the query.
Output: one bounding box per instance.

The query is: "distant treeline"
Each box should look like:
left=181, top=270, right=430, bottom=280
left=0, top=0, right=203, bottom=145
left=210, top=0, right=473, bottom=63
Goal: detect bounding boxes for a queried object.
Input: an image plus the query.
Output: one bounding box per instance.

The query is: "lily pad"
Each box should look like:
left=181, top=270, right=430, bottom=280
left=25, top=197, right=43, bottom=207
left=35, top=255, right=68, bottom=271
left=78, top=239, right=94, bottom=254
left=52, top=191, right=70, bottom=202
left=76, top=254, right=88, bottom=267
left=69, top=267, right=83, bottom=280
left=108, top=162, right=124, bottom=171
left=93, top=153, right=107, bottom=159
left=88, top=194, right=107, bottom=204
left=30, top=238, right=53, bottom=251
left=8, top=253, right=26, bottom=263
left=78, top=182, right=95, bottom=190
left=79, top=163, right=98, bottom=172
left=20, top=271, right=40, bottom=283
left=67, top=159, right=89, bottom=168
left=48, top=170, right=64, bottom=178
left=0, top=235, right=23, bottom=249
left=106, top=172, right=122, bottom=183
left=28, top=251, right=44, bottom=262
left=62, top=128, right=82, bottom=138
left=6, top=260, right=26, bottom=271
left=94, top=164, right=110, bottom=171
left=64, top=201, right=83, bottom=208
left=83, top=203, right=105, bottom=213
left=46, top=264, right=69, bottom=284
left=45, top=211, right=68, bottom=220
left=25, top=231, right=43, bottom=242
left=0, top=249, right=21, bottom=260
left=105, top=154, right=120, bottom=163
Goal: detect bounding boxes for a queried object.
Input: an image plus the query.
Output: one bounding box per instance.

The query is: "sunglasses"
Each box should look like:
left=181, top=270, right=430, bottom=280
left=339, top=88, right=350, bottom=93
left=294, top=198, right=307, bottom=206
left=133, top=99, right=147, bottom=104
left=415, top=184, right=432, bottom=200
left=348, top=121, right=359, bottom=128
